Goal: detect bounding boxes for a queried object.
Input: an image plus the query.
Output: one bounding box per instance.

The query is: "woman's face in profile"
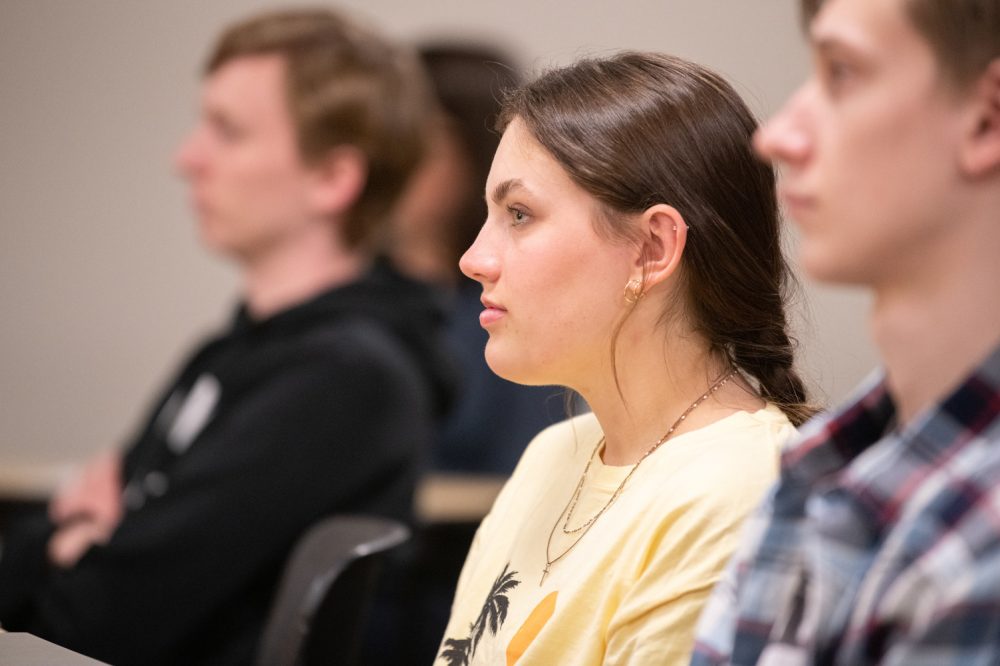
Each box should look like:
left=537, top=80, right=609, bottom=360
left=459, top=118, right=635, bottom=389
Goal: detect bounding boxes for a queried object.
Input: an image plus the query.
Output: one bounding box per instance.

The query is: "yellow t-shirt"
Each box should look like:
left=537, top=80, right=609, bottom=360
left=435, top=406, right=795, bottom=666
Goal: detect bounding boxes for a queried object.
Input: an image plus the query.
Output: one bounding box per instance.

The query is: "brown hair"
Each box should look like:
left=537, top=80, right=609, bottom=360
left=206, top=8, right=435, bottom=249
left=802, top=0, right=1000, bottom=88
left=417, top=43, right=520, bottom=277
left=499, top=52, right=816, bottom=426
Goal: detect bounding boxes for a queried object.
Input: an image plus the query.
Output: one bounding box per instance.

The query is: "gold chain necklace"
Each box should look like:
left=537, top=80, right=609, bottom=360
left=540, top=370, right=736, bottom=586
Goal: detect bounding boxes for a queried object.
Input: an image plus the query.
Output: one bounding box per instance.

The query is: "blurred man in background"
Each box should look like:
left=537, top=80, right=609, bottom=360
left=0, top=8, right=453, bottom=665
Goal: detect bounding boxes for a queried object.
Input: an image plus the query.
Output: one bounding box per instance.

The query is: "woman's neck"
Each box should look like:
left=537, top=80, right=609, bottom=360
left=579, top=320, right=761, bottom=466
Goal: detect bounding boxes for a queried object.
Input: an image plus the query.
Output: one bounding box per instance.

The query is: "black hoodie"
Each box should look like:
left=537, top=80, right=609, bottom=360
left=12, top=259, right=456, bottom=666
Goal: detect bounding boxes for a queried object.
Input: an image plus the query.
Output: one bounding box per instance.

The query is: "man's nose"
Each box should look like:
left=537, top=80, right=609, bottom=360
left=754, top=83, right=814, bottom=168
left=173, top=129, right=206, bottom=178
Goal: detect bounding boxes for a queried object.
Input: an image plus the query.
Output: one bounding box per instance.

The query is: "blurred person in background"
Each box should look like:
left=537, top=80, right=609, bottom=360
left=0, top=8, right=453, bottom=665
left=691, top=0, right=1000, bottom=663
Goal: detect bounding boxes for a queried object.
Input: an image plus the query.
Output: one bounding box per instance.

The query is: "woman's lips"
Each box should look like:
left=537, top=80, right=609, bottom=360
left=479, top=300, right=506, bottom=327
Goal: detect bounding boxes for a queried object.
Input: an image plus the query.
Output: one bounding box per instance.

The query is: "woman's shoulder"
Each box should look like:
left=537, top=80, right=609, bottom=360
left=690, top=403, right=796, bottom=456
left=644, top=404, right=795, bottom=507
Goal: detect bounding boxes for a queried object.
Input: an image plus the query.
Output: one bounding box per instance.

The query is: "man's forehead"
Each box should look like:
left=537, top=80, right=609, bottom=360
left=201, top=55, right=288, bottom=112
left=205, top=54, right=285, bottom=92
left=809, top=0, right=918, bottom=58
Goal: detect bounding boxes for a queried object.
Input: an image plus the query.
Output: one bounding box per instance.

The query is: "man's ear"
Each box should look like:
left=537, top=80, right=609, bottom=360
left=631, top=204, right=687, bottom=289
left=960, top=58, right=1000, bottom=177
left=308, top=146, right=368, bottom=216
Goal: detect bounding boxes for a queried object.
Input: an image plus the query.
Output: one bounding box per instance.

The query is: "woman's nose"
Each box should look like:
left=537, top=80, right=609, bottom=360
left=459, top=221, right=500, bottom=284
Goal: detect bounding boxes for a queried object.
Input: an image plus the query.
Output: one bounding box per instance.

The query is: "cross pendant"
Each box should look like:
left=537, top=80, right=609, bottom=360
left=540, top=563, right=550, bottom=587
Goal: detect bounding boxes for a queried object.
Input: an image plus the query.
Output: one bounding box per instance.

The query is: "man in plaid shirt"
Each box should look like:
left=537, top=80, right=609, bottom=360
left=691, top=0, right=1000, bottom=664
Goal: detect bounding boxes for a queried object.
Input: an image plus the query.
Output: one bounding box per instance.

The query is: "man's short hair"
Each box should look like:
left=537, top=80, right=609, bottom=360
left=206, top=8, right=434, bottom=249
left=802, top=0, right=1000, bottom=88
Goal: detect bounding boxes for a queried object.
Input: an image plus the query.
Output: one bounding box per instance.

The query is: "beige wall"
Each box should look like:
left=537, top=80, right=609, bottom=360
left=0, top=0, right=877, bottom=467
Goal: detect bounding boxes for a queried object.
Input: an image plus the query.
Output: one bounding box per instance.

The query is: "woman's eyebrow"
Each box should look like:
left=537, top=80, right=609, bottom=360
left=489, top=178, right=526, bottom=205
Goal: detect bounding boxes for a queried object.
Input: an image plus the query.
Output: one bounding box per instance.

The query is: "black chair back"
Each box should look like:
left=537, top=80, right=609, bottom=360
left=256, top=514, right=410, bottom=666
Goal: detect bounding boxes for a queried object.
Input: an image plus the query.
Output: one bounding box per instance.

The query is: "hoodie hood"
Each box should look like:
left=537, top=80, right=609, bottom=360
left=233, top=257, right=457, bottom=417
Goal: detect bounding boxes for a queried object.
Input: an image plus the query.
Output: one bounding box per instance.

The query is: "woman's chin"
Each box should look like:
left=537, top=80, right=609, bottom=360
left=485, top=355, right=558, bottom=389
left=484, top=347, right=536, bottom=386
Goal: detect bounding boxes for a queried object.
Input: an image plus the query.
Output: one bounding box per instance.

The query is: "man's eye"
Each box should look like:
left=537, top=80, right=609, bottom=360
left=824, top=60, right=855, bottom=92
left=212, top=119, right=243, bottom=142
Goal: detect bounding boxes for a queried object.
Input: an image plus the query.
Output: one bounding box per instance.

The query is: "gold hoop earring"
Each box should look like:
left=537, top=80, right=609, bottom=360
left=623, top=279, right=644, bottom=305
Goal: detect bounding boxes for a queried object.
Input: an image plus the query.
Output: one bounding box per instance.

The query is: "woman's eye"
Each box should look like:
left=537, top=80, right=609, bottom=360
left=508, top=206, right=529, bottom=226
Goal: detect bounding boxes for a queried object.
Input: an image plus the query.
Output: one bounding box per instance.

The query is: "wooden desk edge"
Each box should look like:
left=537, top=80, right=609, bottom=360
left=0, top=463, right=74, bottom=501
left=416, top=473, right=507, bottom=523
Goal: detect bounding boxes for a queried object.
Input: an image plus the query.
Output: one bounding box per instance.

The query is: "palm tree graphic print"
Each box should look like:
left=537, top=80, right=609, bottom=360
left=440, top=563, right=521, bottom=665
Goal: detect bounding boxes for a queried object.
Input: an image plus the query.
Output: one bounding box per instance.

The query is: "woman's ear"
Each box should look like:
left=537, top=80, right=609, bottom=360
left=307, top=145, right=369, bottom=217
left=960, top=59, right=1000, bottom=177
left=631, top=204, right=687, bottom=288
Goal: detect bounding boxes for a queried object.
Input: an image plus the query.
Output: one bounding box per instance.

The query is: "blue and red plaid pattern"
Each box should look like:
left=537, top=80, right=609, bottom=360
left=692, top=344, right=1000, bottom=665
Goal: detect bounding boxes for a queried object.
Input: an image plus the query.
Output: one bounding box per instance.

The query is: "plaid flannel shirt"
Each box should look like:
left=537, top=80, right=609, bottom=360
left=692, top=343, right=1000, bottom=665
